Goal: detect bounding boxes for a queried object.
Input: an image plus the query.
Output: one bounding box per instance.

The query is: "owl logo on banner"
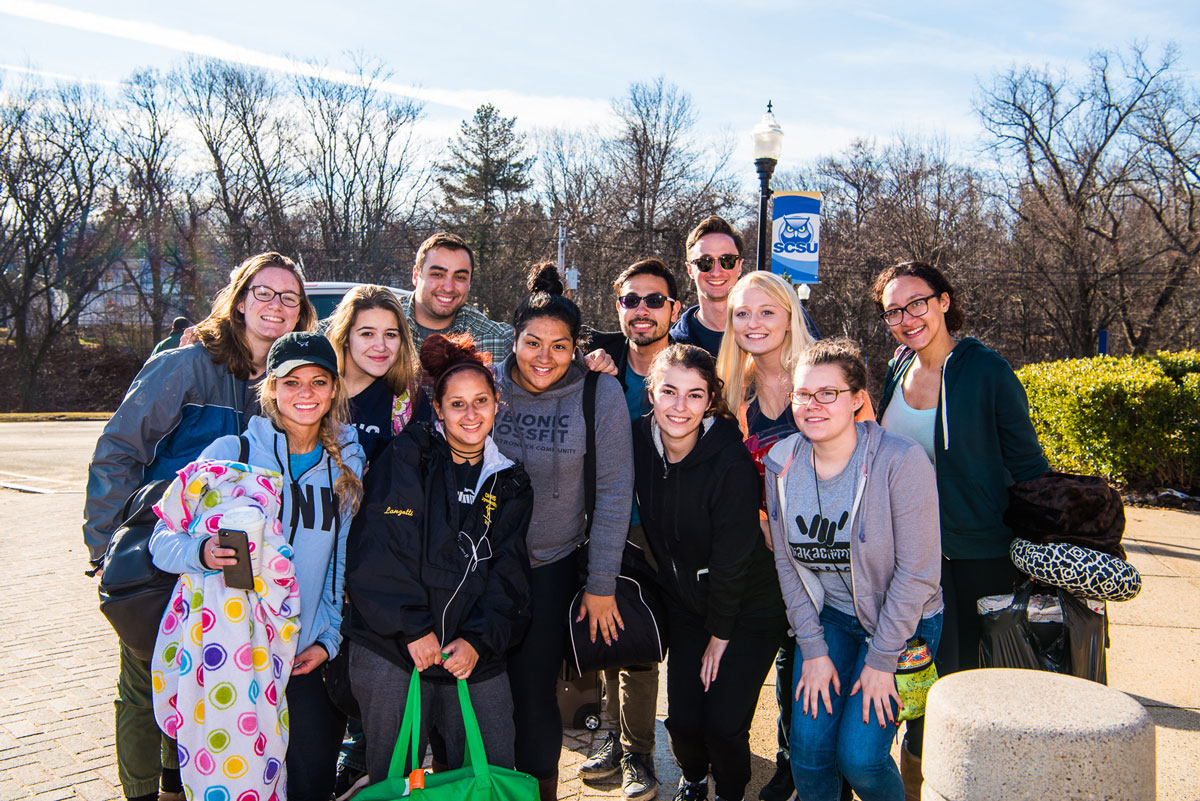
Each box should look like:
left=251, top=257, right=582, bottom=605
left=777, top=216, right=816, bottom=250
left=770, top=191, right=822, bottom=283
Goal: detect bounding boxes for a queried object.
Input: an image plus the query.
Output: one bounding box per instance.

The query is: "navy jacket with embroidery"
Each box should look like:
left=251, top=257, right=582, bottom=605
left=345, top=423, right=533, bottom=683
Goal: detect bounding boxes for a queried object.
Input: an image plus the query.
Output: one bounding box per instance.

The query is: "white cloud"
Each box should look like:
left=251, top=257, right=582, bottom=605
left=0, top=0, right=613, bottom=128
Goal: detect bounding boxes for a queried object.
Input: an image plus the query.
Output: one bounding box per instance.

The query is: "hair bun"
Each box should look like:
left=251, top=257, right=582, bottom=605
left=527, top=262, right=565, bottom=296
left=419, top=332, right=492, bottom=380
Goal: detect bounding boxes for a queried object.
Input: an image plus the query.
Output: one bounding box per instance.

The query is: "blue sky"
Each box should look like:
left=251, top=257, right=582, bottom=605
left=2, top=0, right=1199, bottom=176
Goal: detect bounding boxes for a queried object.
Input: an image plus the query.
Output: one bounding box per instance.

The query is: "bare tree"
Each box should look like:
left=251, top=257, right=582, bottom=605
left=0, top=80, right=123, bottom=408
left=976, top=47, right=1175, bottom=357
left=295, top=55, right=429, bottom=283
left=106, top=68, right=206, bottom=349
left=1124, top=62, right=1200, bottom=353
left=173, top=59, right=303, bottom=261
left=607, top=77, right=741, bottom=258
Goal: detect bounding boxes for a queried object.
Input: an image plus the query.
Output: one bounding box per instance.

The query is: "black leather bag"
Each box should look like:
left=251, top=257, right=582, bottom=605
left=97, top=480, right=175, bottom=662
left=564, top=372, right=667, bottom=673
left=567, top=540, right=667, bottom=674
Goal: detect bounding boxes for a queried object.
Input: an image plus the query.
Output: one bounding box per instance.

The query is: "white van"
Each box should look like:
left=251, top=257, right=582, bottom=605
left=304, top=281, right=411, bottom=321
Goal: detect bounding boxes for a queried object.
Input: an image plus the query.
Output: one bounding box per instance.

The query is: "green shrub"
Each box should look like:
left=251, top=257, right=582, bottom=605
left=1018, top=353, right=1198, bottom=490
left=1151, top=349, right=1200, bottom=382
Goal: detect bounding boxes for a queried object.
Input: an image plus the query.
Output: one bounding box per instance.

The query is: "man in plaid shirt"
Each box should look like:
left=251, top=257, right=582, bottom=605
left=403, top=231, right=514, bottom=363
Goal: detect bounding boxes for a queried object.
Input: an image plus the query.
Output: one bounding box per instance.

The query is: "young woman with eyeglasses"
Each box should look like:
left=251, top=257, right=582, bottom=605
left=85, top=252, right=315, bottom=801
left=763, top=338, right=943, bottom=801
left=344, top=333, right=533, bottom=783
left=872, top=262, right=1047, bottom=795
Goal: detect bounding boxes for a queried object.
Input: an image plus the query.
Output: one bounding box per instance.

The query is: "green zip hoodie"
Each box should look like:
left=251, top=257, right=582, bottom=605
left=877, top=338, right=1048, bottom=560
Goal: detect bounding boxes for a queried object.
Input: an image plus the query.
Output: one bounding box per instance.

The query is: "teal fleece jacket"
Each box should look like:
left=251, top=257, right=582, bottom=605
left=877, top=338, right=1048, bottom=560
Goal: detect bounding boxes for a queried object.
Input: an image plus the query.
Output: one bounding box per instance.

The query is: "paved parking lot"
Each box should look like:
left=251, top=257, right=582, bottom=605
left=0, top=421, right=1196, bottom=800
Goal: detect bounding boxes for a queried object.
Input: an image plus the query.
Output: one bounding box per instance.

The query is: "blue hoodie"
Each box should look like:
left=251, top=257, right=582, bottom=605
left=150, top=415, right=365, bottom=659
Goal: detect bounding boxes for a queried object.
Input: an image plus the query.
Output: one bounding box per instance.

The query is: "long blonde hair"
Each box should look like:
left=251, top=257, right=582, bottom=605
left=258, top=370, right=362, bottom=517
left=194, top=252, right=316, bottom=380
left=324, top=285, right=419, bottom=397
left=717, top=271, right=815, bottom=414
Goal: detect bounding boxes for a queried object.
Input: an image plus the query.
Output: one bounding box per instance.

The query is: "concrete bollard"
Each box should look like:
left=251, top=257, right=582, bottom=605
left=921, top=668, right=1154, bottom=801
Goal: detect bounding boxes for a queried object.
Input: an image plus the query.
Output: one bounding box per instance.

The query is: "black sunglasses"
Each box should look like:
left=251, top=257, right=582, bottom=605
left=690, top=254, right=740, bottom=273
left=617, top=292, right=674, bottom=310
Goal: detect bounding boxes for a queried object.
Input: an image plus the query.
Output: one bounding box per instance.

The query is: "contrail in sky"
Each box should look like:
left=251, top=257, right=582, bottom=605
left=0, top=0, right=611, bottom=123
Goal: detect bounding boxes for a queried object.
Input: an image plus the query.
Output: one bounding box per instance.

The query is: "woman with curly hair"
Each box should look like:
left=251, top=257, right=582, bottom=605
left=346, top=333, right=533, bottom=781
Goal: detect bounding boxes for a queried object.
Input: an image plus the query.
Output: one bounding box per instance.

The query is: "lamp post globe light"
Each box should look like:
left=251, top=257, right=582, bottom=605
left=752, top=102, right=784, bottom=271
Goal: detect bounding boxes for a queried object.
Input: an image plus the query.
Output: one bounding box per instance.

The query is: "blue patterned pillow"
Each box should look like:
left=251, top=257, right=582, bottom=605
left=1009, top=538, right=1141, bottom=602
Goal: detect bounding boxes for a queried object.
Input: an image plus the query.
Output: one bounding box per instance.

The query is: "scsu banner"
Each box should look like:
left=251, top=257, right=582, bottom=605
left=771, top=191, right=822, bottom=283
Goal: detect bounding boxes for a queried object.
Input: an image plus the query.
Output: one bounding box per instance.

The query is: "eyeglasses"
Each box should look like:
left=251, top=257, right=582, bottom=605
left=879, top=294, right=939, bottom=326
left=617, top=292, right=674, bottom=310
left=789, top=388, right=854, bottom=406
left=689, top=254, right=740, bottom=273
left=248, top=285, right=302, bottom=308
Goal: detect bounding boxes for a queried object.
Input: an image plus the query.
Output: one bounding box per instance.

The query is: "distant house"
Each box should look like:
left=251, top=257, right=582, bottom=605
left=74, top=258, right=189, bottom=328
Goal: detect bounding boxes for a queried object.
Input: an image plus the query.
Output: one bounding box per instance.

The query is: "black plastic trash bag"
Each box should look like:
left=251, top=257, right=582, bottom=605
left=978, top=581, right=1107, bottom=683
left=1061, top=588, right=1108, bottom=684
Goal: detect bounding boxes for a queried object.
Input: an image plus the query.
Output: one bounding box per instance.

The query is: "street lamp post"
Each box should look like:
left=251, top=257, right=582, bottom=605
left=752, top=102, right=784, bottom=271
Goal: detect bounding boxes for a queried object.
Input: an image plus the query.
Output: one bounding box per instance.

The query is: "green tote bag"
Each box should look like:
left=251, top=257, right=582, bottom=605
left=355, top=671, right=538, bottom=801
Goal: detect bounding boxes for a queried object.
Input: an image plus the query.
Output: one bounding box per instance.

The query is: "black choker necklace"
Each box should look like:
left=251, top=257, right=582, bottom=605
left=450, top=443, right=484, bottom=461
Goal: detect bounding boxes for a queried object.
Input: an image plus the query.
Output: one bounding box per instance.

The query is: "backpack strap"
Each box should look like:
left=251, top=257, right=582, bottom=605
left=583, top=370, right=599, bottom=534
left=238, top=434, right=250, bottom=464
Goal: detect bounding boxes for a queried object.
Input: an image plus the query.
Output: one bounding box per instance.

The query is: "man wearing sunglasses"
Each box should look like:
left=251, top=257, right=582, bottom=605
left=576, top=257, right=678, bottom=801
left=669, top=216, right=744, bottom=357
left=671, top=216, right=820, bottom=357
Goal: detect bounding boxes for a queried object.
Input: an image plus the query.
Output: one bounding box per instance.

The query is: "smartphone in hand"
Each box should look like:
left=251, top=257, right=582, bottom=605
left=217, top=528, right=255, bottom=590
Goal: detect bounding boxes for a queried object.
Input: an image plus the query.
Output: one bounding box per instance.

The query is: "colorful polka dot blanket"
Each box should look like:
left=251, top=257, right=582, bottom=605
left=150, top=459, right=301, bottom=801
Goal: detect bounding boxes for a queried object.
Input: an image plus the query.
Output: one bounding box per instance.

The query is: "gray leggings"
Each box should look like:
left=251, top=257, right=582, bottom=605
left=349, top=642, right=516, bottom=783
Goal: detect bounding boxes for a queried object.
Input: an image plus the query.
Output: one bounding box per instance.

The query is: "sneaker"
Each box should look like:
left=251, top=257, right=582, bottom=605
left=757, top=753, right=795, bottom=801
left=578, top=731, right=623, bottom=780
left=333, top=762, right=370, bottom=801
left=673, top=777, right=708, bottom=801
left=621, top=752, right=659, bottom=801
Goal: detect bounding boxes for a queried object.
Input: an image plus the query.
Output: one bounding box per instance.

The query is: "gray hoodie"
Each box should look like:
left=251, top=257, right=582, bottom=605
left=764, top=420, right=943, bottom=673
left=493, top=355, right=633, bottom=595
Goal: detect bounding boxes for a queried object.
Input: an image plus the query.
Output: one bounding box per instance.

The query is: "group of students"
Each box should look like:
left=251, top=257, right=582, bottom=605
left=84, top=218, right=1047, bottom=801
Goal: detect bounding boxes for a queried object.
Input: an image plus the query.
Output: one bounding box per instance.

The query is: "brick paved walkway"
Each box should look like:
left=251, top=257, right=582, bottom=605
left=0, top=484, right=767, bottom=800
left=3, top=421, right=1197, bottom=800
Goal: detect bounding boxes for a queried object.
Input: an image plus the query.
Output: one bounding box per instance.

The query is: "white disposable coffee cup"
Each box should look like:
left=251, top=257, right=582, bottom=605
left=221, top=506, right=266, bottom=573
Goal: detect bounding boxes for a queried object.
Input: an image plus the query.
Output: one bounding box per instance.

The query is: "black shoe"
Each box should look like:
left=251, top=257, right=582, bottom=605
left=579, top=731, right=623, bottom=780
left=673, top=777, right=708, bottom=801
left=621, top=752, right=660, bottom=801
left=757, top=753, right=795, bottom=801
left=333, top=763, right=370, bottom=801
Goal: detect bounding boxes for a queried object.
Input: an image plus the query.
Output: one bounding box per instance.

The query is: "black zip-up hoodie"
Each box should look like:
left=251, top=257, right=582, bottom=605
left=633, top=414, right=783, bottom=639
left=345, top=423, right=534, bottom=684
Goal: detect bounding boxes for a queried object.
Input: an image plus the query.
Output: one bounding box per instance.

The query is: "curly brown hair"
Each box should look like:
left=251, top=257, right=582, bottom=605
left=871, top=261, right=964, bottom=333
